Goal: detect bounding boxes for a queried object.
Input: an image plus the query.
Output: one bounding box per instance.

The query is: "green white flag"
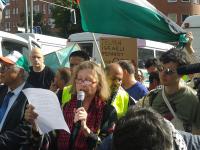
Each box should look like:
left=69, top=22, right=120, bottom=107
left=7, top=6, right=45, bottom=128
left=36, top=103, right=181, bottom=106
left=79, top=0, right=186, bottom=42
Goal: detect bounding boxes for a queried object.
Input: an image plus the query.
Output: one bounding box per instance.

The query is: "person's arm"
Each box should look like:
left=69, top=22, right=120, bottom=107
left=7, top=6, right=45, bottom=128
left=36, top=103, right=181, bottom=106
left=0, top=120, right=32, bottom=150
left=75, top=105, right=117, bottom=149
left=185, top=32, right=195, bottom=54
left=24, top=104, right=45, bottom=149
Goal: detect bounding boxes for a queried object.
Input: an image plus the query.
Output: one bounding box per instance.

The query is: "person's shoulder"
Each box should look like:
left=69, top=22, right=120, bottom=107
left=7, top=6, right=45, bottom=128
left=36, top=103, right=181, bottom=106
left=184, top=85, right=197, bottom=95
left=0, top=84, right=8, bottom=93
left=136, top=88, right=161, bottom=108
left=118, top=86, right=129, bottom=96
left=182, top=85, right=198, bottom=101
left=44, top=66, right=55, bottom=76
left=133, top=82, right=146, bottom=89
left=44, top=66, right=53, bottom=72
left=29, top=66, right=33, bottom=72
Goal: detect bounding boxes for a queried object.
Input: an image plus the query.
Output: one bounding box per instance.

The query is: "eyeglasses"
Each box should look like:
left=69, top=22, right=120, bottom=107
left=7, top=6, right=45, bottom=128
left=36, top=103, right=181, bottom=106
left=157, top=66, right=176, bottom=75
left=75, top=79, right=97, bottom=86
left=0, top=65, right=15, bottom=73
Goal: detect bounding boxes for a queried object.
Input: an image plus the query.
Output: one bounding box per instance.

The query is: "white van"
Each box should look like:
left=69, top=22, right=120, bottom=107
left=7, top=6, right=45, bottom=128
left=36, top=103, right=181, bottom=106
left=181, top=15, right=200, bottom=60
left=0, top=31, right=79, bottom=71
left=68, top=32, right=174, bottom=87
left=16, top=33, right=67, bottom=55
left=68, top=32, right=174, bottom=67
left=0, top=31, right=33, bottom=58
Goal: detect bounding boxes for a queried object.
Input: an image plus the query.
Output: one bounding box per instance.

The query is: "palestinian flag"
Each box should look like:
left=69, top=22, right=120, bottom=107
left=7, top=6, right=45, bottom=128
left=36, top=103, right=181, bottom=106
left=79, top=0, right=186, bottom=42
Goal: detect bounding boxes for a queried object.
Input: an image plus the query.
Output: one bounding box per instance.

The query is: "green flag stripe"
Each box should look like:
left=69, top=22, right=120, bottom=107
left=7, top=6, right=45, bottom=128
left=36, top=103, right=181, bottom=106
left=80, top=0, right=185, bottom=42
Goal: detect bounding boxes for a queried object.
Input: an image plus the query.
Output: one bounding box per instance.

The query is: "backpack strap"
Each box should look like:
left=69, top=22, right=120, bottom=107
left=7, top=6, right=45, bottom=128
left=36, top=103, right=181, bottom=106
left=142, top=88, right=160, bottom=107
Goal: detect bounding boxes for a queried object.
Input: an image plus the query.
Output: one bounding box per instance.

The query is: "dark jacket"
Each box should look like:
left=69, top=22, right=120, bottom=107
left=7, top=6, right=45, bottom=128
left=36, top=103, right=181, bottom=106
left=0, top=83, right=32, bottom=150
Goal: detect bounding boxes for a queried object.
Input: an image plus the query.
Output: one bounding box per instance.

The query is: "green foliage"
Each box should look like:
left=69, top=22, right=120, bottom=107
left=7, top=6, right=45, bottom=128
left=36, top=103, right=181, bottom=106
left=51, top=0, right=83, bottom=38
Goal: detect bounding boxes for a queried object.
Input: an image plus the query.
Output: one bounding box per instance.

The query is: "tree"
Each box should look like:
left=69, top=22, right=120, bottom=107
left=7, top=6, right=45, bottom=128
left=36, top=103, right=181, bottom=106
left=51, top=0, right=83, bottom=38
left=20, top=12, right=52, bottom=35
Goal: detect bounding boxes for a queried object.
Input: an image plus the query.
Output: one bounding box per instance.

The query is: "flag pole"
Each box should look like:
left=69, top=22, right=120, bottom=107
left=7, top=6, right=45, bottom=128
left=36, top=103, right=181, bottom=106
left=92, top=33, right=105, bottom=68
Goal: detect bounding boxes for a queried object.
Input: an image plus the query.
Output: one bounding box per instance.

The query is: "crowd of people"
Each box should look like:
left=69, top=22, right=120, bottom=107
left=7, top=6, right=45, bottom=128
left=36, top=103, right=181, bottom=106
left=0, top=4, right=200, bottom=148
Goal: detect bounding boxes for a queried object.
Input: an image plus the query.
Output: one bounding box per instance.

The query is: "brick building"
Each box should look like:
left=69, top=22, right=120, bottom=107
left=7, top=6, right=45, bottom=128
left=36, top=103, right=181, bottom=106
left=148, top=0, right=200, bottom=25
left=1, top=0, right=54, bottom=33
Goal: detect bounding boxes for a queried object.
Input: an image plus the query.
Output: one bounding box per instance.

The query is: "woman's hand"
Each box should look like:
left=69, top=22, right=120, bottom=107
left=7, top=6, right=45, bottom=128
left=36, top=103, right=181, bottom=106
left=74, top=107, right=91, bottom=136
left=24, top=104, right=38, bottom=131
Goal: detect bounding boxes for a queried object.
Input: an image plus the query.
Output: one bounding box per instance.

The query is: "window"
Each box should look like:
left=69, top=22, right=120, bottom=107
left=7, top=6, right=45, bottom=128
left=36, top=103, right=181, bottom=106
left=168, top=0, right=177, bottom=2
left=168, top=13, right=177, bottom=23
left=12, top=8, right=15, bottom=15
left=12, top=8, right=19, bottom=15
left=78, top=43, right=93, bottom=57
left=155, top=51, right=165, bottom=58
left=33, top=5, right=40, bottom=13
left=16, top=8, right=18, bottom=14
left=138, top=48, right=154, bottom=68
left=181, top=14, right=189, bottom=22
left=2, top=41, right=28, bottom=58
left=48, top=4, right=51, bottom=14
left=5, top=9, right=10, bottom=19
left=42, top=4, right=46, bottom=14
left=192, top=0, right=199, bottom=3
left=181, top=0, right=190, bottom=2
left=48, top=18, right=55, bottom=28
left=4, top=22, right=11, bottom=31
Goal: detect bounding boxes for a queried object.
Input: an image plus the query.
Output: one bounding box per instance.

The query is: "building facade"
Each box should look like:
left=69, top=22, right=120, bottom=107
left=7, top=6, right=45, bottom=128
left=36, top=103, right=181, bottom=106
left=148, top=0, right=200, bottom=25
left=1, top=0, right=54, bottom=33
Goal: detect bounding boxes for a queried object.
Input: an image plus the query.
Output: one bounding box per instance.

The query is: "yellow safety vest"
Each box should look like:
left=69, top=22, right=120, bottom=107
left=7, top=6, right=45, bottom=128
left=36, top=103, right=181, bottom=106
left=62, top=85, right=129, bottom=118
left=62, top=85, right=72, bottom=107
left=111, top=87, right=129, bottom=118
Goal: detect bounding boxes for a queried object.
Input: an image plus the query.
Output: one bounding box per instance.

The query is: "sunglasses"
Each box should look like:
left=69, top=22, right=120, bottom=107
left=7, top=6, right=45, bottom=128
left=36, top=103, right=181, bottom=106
left=157, top=66, right=176, bottom=75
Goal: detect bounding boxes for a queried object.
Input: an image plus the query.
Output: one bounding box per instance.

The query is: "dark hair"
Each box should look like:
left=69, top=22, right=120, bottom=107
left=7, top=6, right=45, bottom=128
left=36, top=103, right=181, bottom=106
left=69, top=50, right=90, bottom=61
left=57, top=68, right=71, bottom=84
left=145, top=58, right=158, bottom=69
left=149, top=71, right=160, bottom=84
left=159, top=49, right=190, bottom=67
left=112, top=107, right=172, bottom=150
left=118, top=60, right=135, bottom=74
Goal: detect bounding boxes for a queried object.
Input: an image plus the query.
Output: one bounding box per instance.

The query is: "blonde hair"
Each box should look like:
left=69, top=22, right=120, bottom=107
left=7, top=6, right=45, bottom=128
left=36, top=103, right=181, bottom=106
left=71, top=61, right=110, bottom=101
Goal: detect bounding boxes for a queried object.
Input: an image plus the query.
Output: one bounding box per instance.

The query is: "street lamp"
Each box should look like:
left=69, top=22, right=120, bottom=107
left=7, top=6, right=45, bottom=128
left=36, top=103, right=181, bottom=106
left=24, top=0, right=28, bottom=33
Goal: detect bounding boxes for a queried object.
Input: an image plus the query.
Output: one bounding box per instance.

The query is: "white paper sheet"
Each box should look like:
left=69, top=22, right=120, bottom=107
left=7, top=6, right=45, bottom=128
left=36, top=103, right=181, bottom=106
left=23, top=88, right=70, bottom=134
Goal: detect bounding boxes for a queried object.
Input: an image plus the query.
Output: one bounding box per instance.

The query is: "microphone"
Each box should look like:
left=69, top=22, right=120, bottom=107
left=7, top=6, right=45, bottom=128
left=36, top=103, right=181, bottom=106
left=75, top=91, right=85, bottom=127
left=77, top=91, right=85, bottom=108
left=177, top=63, right=200, bottom=75
left=69, top=91, right=85, bottom=149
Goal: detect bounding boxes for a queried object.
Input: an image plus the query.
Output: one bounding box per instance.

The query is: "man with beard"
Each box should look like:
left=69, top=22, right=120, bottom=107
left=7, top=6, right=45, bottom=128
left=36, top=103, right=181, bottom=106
left=105, top=63, right=135, bottom=118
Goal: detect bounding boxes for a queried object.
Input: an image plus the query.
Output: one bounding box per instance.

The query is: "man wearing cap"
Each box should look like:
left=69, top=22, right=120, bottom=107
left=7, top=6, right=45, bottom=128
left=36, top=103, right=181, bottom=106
left=0, top=51, right=32, bottom=149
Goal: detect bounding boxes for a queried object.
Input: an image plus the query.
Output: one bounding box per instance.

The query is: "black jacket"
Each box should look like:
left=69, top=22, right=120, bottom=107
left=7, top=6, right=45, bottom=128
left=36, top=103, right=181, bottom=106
left=0, top=83, right=32, bottom=150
